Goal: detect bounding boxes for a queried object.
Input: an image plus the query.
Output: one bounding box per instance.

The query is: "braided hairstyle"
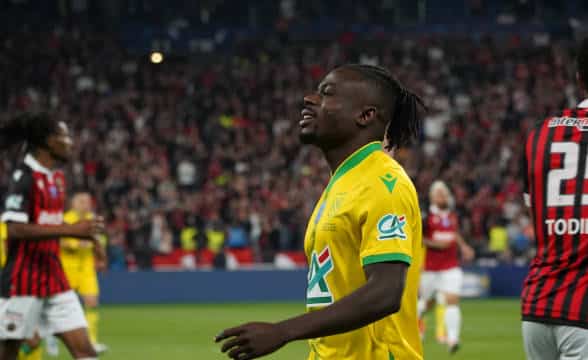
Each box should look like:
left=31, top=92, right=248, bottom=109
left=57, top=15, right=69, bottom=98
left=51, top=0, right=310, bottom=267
left=0, top=113, right=59, bottom=152
left=341, top=64, right=425, bottom=151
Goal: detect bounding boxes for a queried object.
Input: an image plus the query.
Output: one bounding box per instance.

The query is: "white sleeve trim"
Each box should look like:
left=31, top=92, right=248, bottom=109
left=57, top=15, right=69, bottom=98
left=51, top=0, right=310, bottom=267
left=1, top=211, right=29, bottom=223
left=523, top=193, right=531, bottom=208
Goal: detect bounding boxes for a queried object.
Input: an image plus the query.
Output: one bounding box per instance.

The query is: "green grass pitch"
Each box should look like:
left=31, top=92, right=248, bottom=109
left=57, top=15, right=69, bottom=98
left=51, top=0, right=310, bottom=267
left=54, top=298, right=524, bottom=359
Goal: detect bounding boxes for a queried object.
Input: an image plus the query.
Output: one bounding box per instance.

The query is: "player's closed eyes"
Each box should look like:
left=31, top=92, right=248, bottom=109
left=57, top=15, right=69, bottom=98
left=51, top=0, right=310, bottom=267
left=317, top=84, right=335, bottom=96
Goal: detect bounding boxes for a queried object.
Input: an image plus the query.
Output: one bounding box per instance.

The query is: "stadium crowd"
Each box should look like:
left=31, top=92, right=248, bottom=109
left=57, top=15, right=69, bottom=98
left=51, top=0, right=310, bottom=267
left=0, top=28, right=580, bottom=269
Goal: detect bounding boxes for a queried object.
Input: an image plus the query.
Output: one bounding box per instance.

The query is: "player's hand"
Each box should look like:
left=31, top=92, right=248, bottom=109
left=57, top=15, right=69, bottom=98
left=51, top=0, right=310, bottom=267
left=215, top=322, right=289, bottom=360
left=461, top=244, right=475, bottom=262
left=69, top=217, right=105, bottom=239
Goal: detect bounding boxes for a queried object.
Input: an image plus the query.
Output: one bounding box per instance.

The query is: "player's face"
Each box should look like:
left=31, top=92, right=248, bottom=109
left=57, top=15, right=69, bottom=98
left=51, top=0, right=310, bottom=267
left=431, top=187, right=450, bottom=209
left=72, top=193, right=93, bottom=214
left=300, top=68, right=365, bottom=148
left=47, top=121, right=74, bottom=162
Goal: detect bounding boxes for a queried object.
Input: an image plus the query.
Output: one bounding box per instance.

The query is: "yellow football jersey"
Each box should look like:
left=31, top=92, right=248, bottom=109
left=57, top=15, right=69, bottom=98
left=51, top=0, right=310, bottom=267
left=61, top=210, right=95, bottom=262
left=304, top=141, right=423, bottom=360
left=0, top=222, right=7, bottom=267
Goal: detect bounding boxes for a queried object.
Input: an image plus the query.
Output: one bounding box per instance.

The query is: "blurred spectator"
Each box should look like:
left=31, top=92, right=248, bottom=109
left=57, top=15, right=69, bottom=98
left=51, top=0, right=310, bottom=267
left=488, top=218, right=510, bottom=260
left=205, top=218, right=226, bottom=254
left=226, top=219, right=250, bottom=249
left=149, top=213, right=173, bottom=254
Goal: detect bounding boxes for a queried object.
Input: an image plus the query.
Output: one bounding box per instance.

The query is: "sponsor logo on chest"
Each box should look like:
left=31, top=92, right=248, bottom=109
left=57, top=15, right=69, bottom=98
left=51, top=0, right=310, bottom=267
left=306, top=246, right=334, bottom=307
left=37, top=211, right=64, bottom=225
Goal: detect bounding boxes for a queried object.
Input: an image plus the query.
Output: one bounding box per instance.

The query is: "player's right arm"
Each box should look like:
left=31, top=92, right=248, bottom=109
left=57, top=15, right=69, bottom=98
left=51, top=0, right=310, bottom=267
left=216, top=181, right=417, bottom=359
left=2, top=168, right=104, bottom=241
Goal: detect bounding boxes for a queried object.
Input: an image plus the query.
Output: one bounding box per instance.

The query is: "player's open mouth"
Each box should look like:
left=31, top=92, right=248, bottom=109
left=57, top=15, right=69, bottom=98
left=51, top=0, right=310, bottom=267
left=300, top=108, right=316, bottom=127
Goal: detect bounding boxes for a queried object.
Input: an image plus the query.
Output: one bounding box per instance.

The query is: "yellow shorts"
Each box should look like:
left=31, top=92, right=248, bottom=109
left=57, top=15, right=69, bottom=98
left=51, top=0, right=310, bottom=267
left=61, top=259, right=99, bottom=297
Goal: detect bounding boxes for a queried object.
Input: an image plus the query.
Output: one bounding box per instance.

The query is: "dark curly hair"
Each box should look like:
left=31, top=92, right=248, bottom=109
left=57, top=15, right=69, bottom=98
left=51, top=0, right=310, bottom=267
left=340, top=64, right=425, bottom=151
left=0, top=113, right=59, bottom=152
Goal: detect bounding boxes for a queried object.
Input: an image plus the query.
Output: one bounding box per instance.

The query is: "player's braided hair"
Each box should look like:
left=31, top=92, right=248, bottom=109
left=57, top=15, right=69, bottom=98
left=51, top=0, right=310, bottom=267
left=578, top=38, right=588, bottom=90
left=341, top=64, right=425, bottom=151
left=0, top=113, right=59, bottom=151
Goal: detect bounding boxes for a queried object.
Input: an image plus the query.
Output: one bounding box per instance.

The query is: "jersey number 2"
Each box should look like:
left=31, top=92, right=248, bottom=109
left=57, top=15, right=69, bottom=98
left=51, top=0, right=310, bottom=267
left=547, top=142, right=588, bottom=207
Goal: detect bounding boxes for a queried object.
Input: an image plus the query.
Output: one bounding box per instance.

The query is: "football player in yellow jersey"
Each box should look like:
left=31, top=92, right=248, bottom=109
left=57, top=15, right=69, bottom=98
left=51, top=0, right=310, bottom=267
left=217, top=64, right=425, bottom=360
left=0, top=221, right=6, bottom=267
left=59, top=192, right=108, bottom=354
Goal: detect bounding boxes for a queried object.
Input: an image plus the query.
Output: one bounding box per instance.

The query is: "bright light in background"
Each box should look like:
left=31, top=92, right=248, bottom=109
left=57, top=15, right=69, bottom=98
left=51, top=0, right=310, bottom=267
left=150, top=52, right=164, bottom=64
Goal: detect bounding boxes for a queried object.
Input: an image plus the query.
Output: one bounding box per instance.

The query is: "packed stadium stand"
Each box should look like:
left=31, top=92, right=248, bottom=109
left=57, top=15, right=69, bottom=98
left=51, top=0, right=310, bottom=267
left=1, top=0, right=588, bottom=271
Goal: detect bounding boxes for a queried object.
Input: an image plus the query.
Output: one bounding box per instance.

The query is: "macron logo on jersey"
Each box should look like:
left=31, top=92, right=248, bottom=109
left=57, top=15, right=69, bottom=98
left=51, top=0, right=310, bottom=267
left=377, top=214, right=407, bottom=240
left=306, top=246, right=334, bottom=307
left=379, top=173, right=397, bottom=193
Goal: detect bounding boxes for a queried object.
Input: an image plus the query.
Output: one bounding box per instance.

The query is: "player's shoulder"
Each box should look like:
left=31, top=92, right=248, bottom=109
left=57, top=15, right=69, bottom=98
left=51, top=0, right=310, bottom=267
left=54, top=169, right=65, bottom=177
left=528, top=108, right=586, bottom=134
left=8, top=163, right=33, bottom=186
left=63, top=210, right=79, bottom=224
left=360, top=151, right=418, bottom=202
left=368, top=151, right=415, bottom=189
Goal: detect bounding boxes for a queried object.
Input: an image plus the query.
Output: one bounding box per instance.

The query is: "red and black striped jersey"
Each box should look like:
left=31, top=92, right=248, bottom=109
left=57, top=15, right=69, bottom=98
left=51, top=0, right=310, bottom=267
left=0, top=154, right=70, bottom=297
left=522, top=105, right=588, bottom=329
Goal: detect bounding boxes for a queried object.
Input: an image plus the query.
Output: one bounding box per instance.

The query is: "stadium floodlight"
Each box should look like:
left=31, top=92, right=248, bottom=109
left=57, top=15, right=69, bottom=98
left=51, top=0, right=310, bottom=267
left=150, top=51, right=164, bottom=64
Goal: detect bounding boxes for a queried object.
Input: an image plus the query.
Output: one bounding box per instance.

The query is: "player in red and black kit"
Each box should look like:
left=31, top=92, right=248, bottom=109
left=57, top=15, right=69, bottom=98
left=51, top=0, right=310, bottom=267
left=521, top=39, right=588, bottom=360
left=0, top=114, right=104, bottom=360
left=417, top=180, right=474, bottom=354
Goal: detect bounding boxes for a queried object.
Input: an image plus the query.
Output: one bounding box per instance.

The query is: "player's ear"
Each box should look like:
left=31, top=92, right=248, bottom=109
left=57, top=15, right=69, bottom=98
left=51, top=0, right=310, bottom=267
left=356, top=106, right=377, bottom=127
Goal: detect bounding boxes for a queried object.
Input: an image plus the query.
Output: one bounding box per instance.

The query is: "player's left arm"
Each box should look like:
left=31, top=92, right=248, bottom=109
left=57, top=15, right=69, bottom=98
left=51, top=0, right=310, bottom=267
left=216, top=184, right=414, bottom=360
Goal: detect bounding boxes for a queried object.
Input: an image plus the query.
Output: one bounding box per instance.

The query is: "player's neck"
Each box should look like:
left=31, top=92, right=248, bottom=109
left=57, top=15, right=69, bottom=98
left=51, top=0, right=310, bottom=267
left=32, top=149, right=57, bottom=171
left=322, top=137, right=379, bottom=173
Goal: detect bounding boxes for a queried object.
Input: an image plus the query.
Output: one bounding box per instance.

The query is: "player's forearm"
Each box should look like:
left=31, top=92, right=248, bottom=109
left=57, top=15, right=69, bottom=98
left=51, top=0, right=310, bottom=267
left=424, top=239, right=450, bottom=249
left=94, top=243, right=107, bottom=260
left=8, top=223, right=79, bottom=240
left=276, top=270, right=405, bottom=341
left=455, top=234, right=466, bottom=246
left=456, top=234, right=472, bottom=251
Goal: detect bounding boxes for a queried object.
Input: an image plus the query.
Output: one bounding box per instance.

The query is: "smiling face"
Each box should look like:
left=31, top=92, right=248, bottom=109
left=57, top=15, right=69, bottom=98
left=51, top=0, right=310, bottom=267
left=46, top=121, right=74, bottom=163
left=299, top=67, right=381, bottom=150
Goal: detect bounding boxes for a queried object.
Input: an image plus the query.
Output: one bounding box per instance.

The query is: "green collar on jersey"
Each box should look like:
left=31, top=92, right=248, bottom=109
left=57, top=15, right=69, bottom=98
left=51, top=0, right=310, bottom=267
left=325, top=141, right=382, bottom=195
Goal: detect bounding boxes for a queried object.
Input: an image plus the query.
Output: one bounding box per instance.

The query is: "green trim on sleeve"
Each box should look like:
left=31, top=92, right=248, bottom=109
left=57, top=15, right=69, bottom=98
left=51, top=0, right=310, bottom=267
left=362, top=253, right=412, bottom=266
